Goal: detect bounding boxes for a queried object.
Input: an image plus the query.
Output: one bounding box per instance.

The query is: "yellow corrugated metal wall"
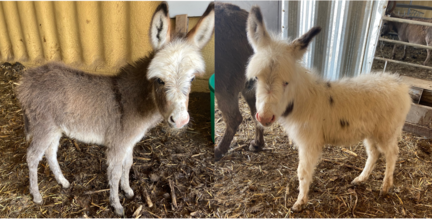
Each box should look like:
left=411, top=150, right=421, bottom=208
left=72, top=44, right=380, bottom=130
left=0, top=1, right=214, bottom=92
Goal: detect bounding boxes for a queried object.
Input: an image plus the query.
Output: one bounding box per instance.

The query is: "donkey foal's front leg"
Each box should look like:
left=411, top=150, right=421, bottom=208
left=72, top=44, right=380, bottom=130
left=107, top=149, right=126, bottom=216
left=292, top=145, right=322, bottom=212
left=120, top=148, right=134, bottom=199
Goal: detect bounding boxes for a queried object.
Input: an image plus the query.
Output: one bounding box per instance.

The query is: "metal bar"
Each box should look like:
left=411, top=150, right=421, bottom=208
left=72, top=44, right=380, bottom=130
left=379, top=37, right=432, bottom=50
left=396, top=3, right=432, bottom=11
left=382, top=16, right=432, bottom=27
left=374, top=56, right=432, bottom=70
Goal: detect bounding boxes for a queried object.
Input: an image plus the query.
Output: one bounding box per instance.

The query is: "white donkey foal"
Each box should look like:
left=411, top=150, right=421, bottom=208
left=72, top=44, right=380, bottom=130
left=245, top=6, right=411, bottom=211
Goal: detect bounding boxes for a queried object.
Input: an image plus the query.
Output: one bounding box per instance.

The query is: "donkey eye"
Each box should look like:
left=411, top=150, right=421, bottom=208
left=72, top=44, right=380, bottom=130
left=255, top=77, right=258, bottom=81
left=284, top=82, right=289, bottom=86
left=191, top=77, right=195, bottom=82
left=157, top=78, right=165, bottom=85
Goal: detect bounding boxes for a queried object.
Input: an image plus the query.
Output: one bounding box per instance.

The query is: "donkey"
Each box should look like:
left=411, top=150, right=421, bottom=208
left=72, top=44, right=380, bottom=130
left=16, top=2, right=214, bottom=216
left=381, top=13, right=432, bottom=65
left=214, top=2, right=264, bottom=161
left=246, top=6, right=411, bottom=211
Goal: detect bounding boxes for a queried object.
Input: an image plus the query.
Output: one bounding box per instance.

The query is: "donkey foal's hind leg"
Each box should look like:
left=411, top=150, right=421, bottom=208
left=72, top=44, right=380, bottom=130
left=46, top=138, right=70, bottom=189
left=379, top=138, right=399, bottom=195
left=27, top=131, right=61, bottom=204
left=120, top=148, right=134, bottom=199
left=352, top=138, right=379, bottom=184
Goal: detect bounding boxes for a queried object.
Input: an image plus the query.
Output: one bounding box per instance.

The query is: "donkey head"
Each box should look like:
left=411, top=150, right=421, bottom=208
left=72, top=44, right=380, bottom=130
left=245, top=6, right=320, bottom=127
left=147, top=2, right=214, bottom=128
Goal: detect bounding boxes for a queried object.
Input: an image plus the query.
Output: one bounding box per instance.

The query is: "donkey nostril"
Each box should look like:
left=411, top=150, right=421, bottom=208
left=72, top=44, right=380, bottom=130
left=170, top=116, right=175, bottom=123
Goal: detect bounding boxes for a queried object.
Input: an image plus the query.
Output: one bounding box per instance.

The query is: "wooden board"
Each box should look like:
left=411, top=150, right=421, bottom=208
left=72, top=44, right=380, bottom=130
left=175, top=14, right=188, bottom=35
left=401, top=76, right=432, bottom=90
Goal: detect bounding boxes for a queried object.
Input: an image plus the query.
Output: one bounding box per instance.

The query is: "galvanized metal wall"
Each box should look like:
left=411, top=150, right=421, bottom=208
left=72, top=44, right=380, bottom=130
left=0, top=1, right=215, bottom=92
left=281, top=0, right=387, bottom=80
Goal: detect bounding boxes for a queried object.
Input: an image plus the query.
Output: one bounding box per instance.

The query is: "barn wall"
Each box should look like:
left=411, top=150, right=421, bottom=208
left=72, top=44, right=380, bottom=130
left=0, top=1, right=214, bottom=92
left=282, top=0, right=387, bottom=80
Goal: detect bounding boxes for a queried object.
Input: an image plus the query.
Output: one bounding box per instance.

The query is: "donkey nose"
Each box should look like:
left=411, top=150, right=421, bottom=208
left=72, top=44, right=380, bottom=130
left=256, top=113, right=275, bottom=125
left=170, top=114, right=190, bottom=128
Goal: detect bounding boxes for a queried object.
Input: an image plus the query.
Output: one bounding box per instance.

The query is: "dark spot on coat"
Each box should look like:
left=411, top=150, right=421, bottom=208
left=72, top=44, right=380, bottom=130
left=282, top=101, right=294, bottom=117
left=329, top=96, right=334, bottom=105
left=86, top=19, right=90, bottom=24
left=112, top=76, right=124, bottom=128
left=340, top=119, right=349, bottom=128
left=326, top=82, right=331, bottom=88
left=43, top=37, right=46, bottom=43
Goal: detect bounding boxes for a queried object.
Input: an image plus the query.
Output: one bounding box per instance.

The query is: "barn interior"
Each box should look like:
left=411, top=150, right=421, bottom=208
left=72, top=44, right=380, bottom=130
left=0, top=1, right=215, bottom=218
left=215, top=1, right=432, bottom=218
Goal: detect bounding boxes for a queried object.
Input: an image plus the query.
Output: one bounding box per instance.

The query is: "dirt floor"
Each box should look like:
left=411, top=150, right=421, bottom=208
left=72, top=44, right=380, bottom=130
left=372, top=36, right=432, bottom=81
left=214, top=95, right=432, bottom=218
left=0, top=63, right=215, bottom=218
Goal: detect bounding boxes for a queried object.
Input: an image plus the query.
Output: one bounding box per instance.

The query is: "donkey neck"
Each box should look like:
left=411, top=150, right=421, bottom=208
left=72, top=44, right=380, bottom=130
left=115, top=52, right=160, bottom=118
left=288, top=66, right=327, bottom=120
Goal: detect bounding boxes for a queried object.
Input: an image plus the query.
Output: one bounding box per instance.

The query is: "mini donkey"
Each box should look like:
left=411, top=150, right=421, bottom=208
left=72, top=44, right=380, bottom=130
left=214, top=2, right=264, bottom=161
left=381, top=13, right=432, bottom=65
left=16, top=2, right=214, bottom=216
left=246, top=6, right=411, bottom=211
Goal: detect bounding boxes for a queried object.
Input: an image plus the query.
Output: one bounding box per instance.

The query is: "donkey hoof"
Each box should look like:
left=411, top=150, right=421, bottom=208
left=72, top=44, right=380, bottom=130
left=351, top=176, right=365, bottom=185
left=33, top=193, right=43, bottom=205
left=214, top=149, right=223, bottom=162
left=292, top=202, right=304, bottom=212
left=114, top=206, right=124, bottom=216
left=60, top=179, right=71, bottom=189
left=249, top=140, right=264, bottom=152
left=125, top=189, right=134, bottom=199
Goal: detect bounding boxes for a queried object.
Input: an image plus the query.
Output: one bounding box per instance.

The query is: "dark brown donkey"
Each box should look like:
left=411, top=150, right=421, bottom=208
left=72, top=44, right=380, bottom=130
left=381, top=13, right=432, bottom=65
left=214, top=2, right=264, bottom=161
left=16, top=2, right=214, bottom=216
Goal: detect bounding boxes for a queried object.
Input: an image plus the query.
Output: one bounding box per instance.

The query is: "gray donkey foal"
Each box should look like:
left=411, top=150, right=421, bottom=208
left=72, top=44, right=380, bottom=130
left=16, top=2, right=215, bottom=216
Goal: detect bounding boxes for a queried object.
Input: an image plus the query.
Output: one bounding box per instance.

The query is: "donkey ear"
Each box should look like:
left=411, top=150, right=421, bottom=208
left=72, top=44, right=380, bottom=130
left=150, top=2, right=172, bottom=50
left=290, top=26, right=321, bottom=60
left=186, top=2, right=215, bottom=49
left=247, top=6, right=271, bottom=52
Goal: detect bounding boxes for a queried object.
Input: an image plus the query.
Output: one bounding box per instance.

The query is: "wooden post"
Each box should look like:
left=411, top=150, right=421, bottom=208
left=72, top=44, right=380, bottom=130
left=175, top=14, right=188, bottom=35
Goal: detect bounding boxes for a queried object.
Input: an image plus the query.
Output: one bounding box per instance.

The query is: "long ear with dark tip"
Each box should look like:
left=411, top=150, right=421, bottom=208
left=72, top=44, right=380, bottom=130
left=247, top=6, right=271, bottom=52
left=186, top=2, right=215, bottom=49
left=290, top=26, right=321, bottom=59
left=149, top=2, right=172, bottom=50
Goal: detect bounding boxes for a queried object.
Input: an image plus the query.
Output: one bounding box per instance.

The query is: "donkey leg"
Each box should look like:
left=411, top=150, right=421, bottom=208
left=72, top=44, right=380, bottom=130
left=45, top=135, right=70, bottom=188
left=392, top=44, right=398, bottom=59
left=215, top=92, right=243, bottom=161
left=107, top=148, right=126, bottom=216
left=424, top=48, right=431, bottom=66
left=352, top=138, right=379, bottom=184
left=120, top=147, right=134, bottom=199
left=378, top=137, right=399, bottom=195
left=292, top=145, right=323, bottom=212
left=27, top=130, right=60, bottom=204
left=242, top=90, right=265, bottom=152
left=401, top=45, right=407, bottom=60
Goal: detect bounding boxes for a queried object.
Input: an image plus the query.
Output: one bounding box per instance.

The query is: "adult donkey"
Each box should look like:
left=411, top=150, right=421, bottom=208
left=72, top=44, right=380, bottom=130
left=215, top=2, right=265, bottom=161
left=16, top=2, right=214, bottom=215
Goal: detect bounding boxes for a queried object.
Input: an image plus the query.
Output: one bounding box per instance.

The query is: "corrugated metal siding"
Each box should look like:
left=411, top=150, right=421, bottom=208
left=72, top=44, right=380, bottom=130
left=282, top=0, right=387, bottom=80
left=0, top=1, right=215, bottom=92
